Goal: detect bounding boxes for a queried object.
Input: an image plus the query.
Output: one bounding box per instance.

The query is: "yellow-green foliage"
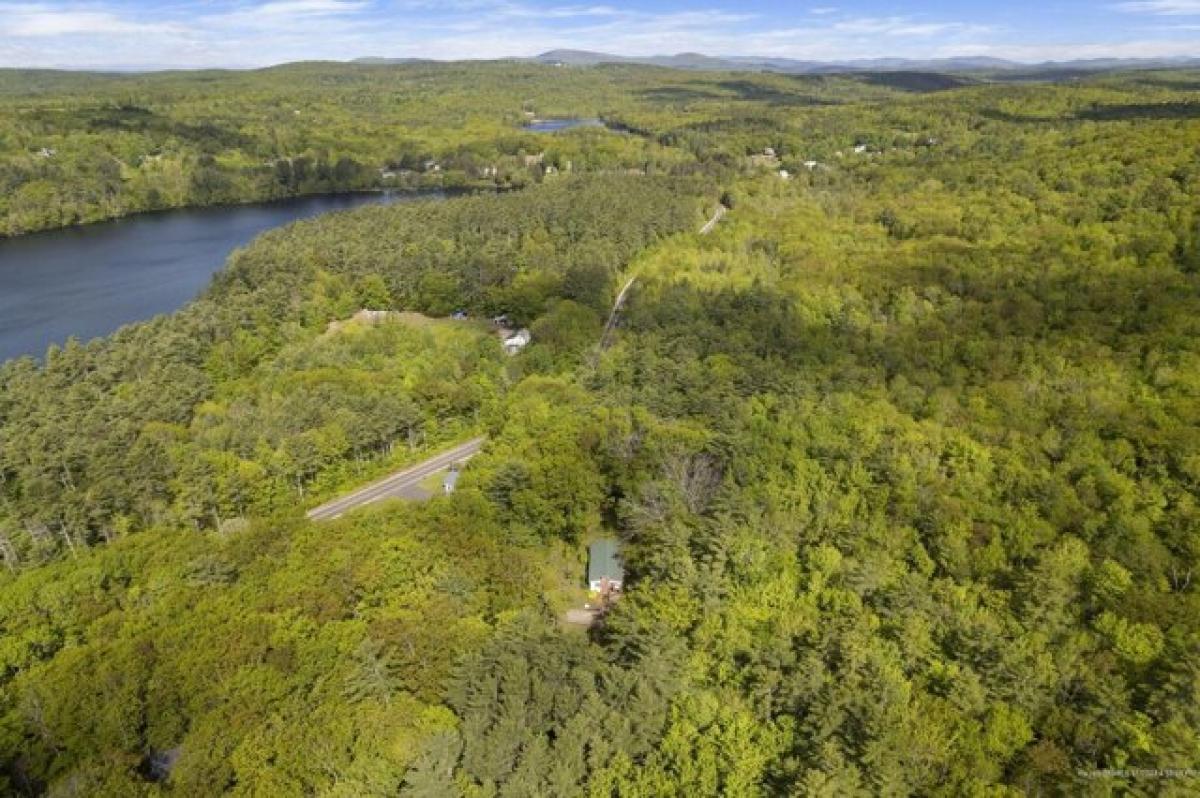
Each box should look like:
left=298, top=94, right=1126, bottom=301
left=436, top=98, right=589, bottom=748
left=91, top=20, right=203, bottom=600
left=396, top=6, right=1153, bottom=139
left=1, top=65, right=1199, bottom=796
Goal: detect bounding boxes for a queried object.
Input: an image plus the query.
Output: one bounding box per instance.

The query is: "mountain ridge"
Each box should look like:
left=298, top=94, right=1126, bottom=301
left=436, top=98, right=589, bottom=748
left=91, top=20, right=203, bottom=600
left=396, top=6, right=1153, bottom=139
left=527, top=48, right=1200, bottom=73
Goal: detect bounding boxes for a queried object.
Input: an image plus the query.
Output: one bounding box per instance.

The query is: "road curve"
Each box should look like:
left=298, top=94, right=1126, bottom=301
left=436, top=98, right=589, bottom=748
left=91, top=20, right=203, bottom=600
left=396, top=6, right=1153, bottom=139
left=699, top=204, right=727, bottom=235
left=592, top=205, right=727, bottom=361
left=306, top=436, right=486, bottom=521
left=598, top=275, right=637, bottom=352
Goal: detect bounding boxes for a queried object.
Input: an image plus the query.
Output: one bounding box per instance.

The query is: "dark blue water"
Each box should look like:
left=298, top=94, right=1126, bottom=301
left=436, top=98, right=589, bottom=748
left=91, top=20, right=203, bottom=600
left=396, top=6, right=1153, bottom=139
left=0, top=191, right=442, bottom=362
left=525, top=118, right=605, bottom=132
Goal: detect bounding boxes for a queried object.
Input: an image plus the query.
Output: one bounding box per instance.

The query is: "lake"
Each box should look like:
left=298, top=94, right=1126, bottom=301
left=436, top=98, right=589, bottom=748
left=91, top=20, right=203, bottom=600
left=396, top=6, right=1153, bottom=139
left=525, top=118, right=606, bottom=132
left=0, top=190, right=443, bottom=363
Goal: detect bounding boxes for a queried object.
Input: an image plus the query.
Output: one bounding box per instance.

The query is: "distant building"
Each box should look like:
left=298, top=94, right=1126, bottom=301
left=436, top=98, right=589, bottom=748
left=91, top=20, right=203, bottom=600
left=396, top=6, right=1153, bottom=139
left=749, top=149, right=780, bottom=168
left=803, top=160, right=820, bottom=170
left=853, top=144, right=869, bottom=154
left=588, top=538, right=624, bottom=593
left=503, top=328, right=531, bottom=355
left=354, top=309, right=394, bottom=324
left=443, top=467, right=460, bottom=494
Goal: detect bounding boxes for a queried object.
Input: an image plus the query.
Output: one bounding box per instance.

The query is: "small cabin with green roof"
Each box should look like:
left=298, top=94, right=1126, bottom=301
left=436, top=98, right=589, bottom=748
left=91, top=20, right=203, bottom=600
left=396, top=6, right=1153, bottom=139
left=588, top=538, right=624, bottom=593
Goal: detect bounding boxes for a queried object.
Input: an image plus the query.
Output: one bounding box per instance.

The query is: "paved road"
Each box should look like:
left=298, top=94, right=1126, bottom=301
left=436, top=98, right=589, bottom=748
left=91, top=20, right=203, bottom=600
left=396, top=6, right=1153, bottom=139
left=306, top=436, right=486, bottom=521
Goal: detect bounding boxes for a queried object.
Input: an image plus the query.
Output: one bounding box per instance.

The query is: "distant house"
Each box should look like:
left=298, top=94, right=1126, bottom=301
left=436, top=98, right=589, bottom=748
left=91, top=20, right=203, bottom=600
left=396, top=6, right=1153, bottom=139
left=443, top=467, right=460, bottom=494
left=523, top=153, right=545, bottom=167
left=749, top=149, right=780, bottom=168
left=355, top=309, right=394, bottom=325
left=503, top=328, right=531, bottom=355
left=588, top=538, right=624, bottom=593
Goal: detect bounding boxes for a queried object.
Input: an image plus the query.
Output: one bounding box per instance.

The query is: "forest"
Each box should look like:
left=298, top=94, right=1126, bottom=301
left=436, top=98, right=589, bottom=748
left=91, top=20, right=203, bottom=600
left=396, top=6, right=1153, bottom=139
left=0, top=61, right=1198, bottom=795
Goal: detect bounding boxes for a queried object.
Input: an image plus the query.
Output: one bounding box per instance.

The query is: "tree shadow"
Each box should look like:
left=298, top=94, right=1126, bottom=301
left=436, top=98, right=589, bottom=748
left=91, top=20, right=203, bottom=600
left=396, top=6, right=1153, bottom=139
left=988, top=68, right=1106, bottom=84
left=672, top=115, right=790, bottom=136
left=977, top=108, right=1061, bottom=124
left=1076, top=102, right=1200, bottom=121
left=635, top=86, right=724, bottom=104
left=713, top=80, right=839, bottom=107
left=1134, top=77, right=1200, bottom=92
left=855, top=72, right=975, bottom=93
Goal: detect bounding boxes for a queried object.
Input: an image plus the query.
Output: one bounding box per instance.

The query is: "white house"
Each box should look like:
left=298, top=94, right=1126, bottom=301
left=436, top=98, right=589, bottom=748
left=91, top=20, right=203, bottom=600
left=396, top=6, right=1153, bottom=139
left=503, top=329, right=531, bottom=355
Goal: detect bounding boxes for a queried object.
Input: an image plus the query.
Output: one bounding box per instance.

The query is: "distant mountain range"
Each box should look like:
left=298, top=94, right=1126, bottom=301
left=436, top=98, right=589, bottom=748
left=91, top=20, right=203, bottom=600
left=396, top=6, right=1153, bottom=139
left=525, top=49, right=1200, bottom=74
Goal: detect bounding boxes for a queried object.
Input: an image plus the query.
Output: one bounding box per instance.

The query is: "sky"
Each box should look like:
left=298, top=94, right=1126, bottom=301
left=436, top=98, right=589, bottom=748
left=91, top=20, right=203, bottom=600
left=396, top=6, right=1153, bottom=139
left=1, top=0, right=1199, bottom=70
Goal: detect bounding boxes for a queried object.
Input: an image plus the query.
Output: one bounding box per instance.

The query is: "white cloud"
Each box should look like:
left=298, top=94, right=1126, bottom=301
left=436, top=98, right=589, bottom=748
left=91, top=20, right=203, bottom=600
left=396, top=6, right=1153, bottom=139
left=963, top=37, right=1200, bottom=61
left=252, top=0, right=369, bottom=17
left=1, top=3, right=185, bottom=36
left=199, top=0, right=371, bottom=32
left=1115, top=0, right=1200, bottom=14
left=830, top=16, right=993, bottom=38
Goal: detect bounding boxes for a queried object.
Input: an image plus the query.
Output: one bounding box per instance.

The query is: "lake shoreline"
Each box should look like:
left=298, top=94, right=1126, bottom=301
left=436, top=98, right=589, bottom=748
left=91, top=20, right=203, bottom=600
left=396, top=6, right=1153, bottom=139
left=0, top=183, right=488, bottom=243
left=0, top=190, right=461, bottom=363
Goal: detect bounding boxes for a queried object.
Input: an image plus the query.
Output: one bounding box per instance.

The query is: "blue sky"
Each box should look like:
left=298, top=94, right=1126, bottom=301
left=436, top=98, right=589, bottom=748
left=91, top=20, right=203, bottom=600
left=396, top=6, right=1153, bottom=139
left=1, top=0, right=1199, bottom=69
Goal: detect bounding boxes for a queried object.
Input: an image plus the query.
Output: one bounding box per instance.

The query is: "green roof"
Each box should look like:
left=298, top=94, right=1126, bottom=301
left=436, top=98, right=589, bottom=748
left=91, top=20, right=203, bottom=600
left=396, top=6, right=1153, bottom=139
left=588, top=538, right=624, bottom=584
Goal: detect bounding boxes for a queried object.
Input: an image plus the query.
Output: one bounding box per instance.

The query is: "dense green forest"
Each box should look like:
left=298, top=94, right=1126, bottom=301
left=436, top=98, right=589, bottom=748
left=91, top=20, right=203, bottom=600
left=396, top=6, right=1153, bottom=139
left=1, top=62, right=1199, bottom=795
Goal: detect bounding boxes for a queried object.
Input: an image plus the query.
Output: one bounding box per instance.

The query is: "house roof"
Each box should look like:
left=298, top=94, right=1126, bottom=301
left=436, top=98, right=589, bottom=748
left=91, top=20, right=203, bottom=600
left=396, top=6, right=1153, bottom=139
left=588, top=538, right=624, bottom=584
left=504, top=329, right=531, bottom=347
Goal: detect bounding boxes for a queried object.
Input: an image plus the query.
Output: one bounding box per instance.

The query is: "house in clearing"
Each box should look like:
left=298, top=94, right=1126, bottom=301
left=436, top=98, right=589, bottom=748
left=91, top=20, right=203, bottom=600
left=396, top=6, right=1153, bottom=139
left=588, top=538, right=624, bottom=593
left=503, top=328, right=531, bottom=355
